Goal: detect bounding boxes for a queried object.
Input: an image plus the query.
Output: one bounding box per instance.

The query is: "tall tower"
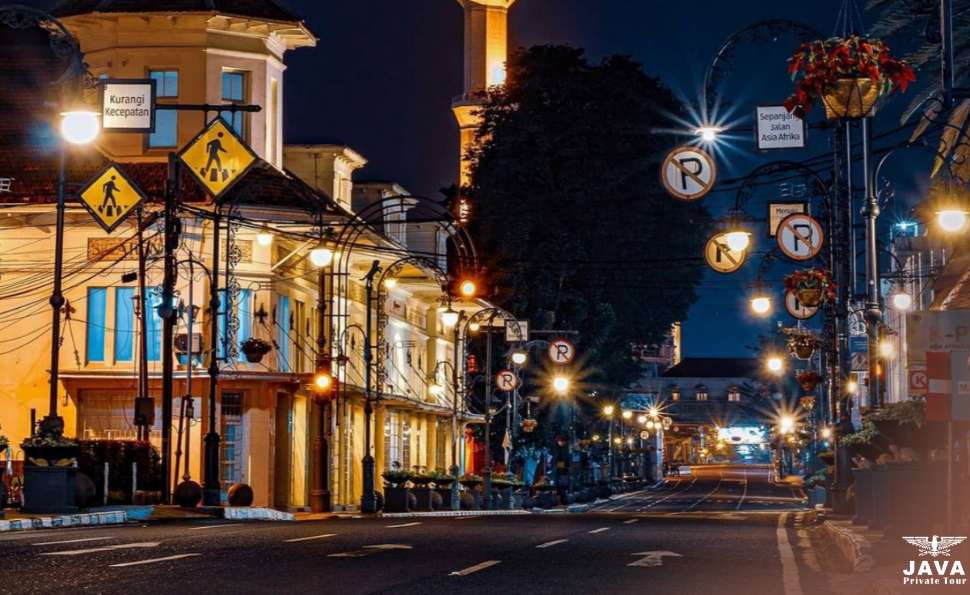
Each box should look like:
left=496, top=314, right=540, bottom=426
left=452, top=0, right=516, bottom=186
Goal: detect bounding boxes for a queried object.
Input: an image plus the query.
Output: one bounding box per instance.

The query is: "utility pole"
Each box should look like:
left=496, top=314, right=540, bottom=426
left=361, top=260, right=381, bottom=514
left=203, top=209, right=222, bottom=506
left=159, top=153, right=180, bottom=503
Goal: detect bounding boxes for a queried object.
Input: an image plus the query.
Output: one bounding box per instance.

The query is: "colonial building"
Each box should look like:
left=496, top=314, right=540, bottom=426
left=0, top=2, right=480, bottom=512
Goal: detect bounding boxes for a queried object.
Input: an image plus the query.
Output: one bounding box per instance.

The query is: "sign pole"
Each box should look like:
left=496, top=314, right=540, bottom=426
left=203, top=207, right=222, bottom=507
left=160, top=153, right=180, bottom=503
left=136, top=207, right=150, bottom=442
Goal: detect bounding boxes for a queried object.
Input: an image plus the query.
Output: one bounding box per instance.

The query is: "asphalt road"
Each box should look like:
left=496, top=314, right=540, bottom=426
left=0, top=464, right=838, bottom=595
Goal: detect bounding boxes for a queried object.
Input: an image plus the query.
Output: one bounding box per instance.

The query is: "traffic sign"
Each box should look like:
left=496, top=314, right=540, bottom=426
left=767, top=202, right=807, bottom=237
left=77, top=164, right=147, bottom=233
left=505, top=319, right=529, bottom=342
left=704, top=233, right=746, bottom=274
left=101, top=79, right=155, bottom=132
left=639, top=430, right=650, bottom=440
left=755, top=106, right=806, bottom=150
left=909, top=368, right=928, bottom=396
left=661, top=146, right=716, bottom=201
left=496, top=369, right=519, bottom=392
left=784, top=289, right=819, bottom=320
left=548, top=339, right=575, bottom=365
left=776, top=213, right=824, bottom=261
left=179, top=118, right=257, bottom=199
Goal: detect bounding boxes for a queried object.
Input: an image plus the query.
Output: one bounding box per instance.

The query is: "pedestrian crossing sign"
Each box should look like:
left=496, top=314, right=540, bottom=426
left=78, top=164, right=147, bottom=233
left=179, top=117, right=257, bottom=199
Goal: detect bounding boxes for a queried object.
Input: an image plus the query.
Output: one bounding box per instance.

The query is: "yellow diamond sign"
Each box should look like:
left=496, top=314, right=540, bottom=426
left=179, top=118, right=257, bottom=198
left=78, top=164, right=147, bottom=233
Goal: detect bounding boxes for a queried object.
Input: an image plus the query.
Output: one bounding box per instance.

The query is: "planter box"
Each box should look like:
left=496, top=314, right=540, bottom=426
left=22, top=466, right=78, bottom=514
left=852, top=468, right=873, bottom=525
left=23, top=445, right=79, bottom=467
left=411, top=487, right=434, bottom=511
left=435, top=487, right=456, bottom=511
left=383, top=487, right=411, bottom=513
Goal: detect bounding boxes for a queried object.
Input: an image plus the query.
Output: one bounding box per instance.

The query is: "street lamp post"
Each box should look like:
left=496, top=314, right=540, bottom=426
left=451, top=311, right=465, bottom=510
left=481, top=310, right=498, bottom=510
left=361, top=260, right=382, bottom=514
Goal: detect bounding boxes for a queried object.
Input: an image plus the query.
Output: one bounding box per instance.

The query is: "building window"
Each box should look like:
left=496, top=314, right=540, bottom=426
left=220, top=70, right=248, bottom=137
left=695, top=391, right=708, bottom=401
left=217, top=288, right=252, bottom=362
left=277, top=295, right=291, bottom=372
left=146, top=288, right=162, bottom=361
left=86, top=287, right=107, bottom=363
left=148, top=70, right=178, bottom=148
left=114, top=287, right=135, bottom=362
left=385, top=411, right=401, bottom=469
left=220, top=392, right=244, bottom=500
left=728, top=388, right=741, bottom=402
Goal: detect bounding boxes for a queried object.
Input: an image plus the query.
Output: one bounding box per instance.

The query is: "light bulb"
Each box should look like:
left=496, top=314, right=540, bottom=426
left=441, top=309, right=460, bottom=328
left=938, top=210, right=968, bottom=233
left=309, top=245, right=334, bottom=268
left=384, top=278, right=398, bottom=289
left=891, top=291, right=913, bottom=312
left=750, top=296, right=772, bottom=316
left=766, top=356, right=784, bottom=374
left=61, top=110, right=100, bottom=145
left=553, top=376, right=570, bottom=394
left=511, top=351, right=527, bottom=366
left=256, top=227, right=273, bottom=247
left=602, top=405, right=615, bottom=416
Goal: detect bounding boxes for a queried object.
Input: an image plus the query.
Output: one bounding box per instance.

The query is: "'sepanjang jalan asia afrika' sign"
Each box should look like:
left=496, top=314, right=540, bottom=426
left=101, top=79, right=155, bottom=133
left=756, top=106, right=806, bottom=150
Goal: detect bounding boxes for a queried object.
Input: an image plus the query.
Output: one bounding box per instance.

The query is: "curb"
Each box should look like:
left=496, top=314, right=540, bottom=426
left=0, top=511, right=128, bottom=532
left=818, top=520, right=875, bottom=572
left=381, top=510, right=532, bottom=518
left=223, top=507, right=294, bottom=521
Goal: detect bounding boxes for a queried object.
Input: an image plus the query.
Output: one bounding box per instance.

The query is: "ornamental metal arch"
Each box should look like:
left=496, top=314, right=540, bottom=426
left=702, top=19, right=823, bottom=114
left=0, top=5, right=94, bottom=90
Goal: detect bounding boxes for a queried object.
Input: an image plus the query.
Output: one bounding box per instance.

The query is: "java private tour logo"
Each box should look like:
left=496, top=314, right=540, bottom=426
left=901, top=536, right=968, bottom=587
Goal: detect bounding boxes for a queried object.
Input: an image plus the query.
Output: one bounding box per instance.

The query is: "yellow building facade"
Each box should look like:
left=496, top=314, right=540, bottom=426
left=0, top=2, right=475, bottom=512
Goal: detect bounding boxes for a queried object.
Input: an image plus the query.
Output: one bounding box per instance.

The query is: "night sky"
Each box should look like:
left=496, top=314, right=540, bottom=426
left=37, top=0, right=932, bottom=360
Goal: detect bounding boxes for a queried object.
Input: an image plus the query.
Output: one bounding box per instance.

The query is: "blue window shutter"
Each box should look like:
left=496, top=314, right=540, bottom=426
left=237, top=289, right=252, bottom=362
left=147, top=287, right=162, bottom=361
left=115, top=287, right=135, bottom=362
left=278, top=296, right=290, bottom=372
left=86, top=288, right=107, bottom=362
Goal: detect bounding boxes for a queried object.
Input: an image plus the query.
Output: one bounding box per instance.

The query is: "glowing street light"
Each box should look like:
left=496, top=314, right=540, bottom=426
left=429, top=383, right=445, bottom=396
left=384, top=278, right=398, bottom=289
left=511, top=350, right=527, bottom=366
left=890, top=288, right=913, bottom=311
left=621, top=410, right=633, bottom=420
left=778, top=415, right=795, bottom=435
left=637, top=414, right=647, bottom=425
left=937, top=209, right=969, bottom=233
left=846, top=379, right=859, bottom=394
left=552, top=375, right=570, bottom=395
left=602, top=404, right=615, bottom=417
left=309, top=243, right=334, bottom=268
left=820, top=427, right=832, bottom=440
left=256, top=226, right=274, bottom=247
left=441, top=308, right=460, bottom=328
left=60, top=109, right=100, bottom=145
left=313, top=371, right=333, bottom=391
left=879, top=339, right=896, bottom=359
left=766, top=356, right=785, bottom=375
left=613, top=437, right=623, bottom=445
left=725, top=230, right=751, bottom=252
left=459, top=279, right=477, bottom=297
left=468, top=321, right=481, bottom=333
left=696, top=126, right=722, bottom=143
left=750, top=294, right=772, bottom=316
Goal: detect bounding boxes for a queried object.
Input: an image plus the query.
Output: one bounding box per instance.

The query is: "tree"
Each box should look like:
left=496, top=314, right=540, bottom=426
left=467, top=45, right=712, bottom=386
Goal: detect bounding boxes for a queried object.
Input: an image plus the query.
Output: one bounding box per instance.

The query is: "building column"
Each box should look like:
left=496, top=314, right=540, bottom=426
left=426, top=414, right=438, bottom=472
left=374, top=404, right=386, bottom=479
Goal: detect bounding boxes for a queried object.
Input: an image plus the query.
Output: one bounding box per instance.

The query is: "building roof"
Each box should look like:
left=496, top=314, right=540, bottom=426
left=50, top=0, right=303, bottom=23
left=662, top=357, right=760, bottom=379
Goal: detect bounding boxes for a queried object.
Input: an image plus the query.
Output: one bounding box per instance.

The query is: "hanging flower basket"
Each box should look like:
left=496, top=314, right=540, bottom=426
left=799, top=396, right=816, bottom=411
left=784, top=327, right=821, bottom=360
left=795, top=370, right=823, bottom=392
left=240, top=337, right=272, bottom=363
left=784, top=268, right=836, bottom=308
left=784, top=35, right=915, bottom=120
left=521, top=418, right=537, bottom=433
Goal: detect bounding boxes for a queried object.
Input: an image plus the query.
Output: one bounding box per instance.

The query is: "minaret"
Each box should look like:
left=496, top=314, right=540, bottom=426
left=452, top=0, right=516, bottom=186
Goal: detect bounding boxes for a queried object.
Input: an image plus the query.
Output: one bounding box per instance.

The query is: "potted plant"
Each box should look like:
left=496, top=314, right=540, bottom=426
left=410, top=467, right=435, bottom=511
left=381, top=468, right=412, bottom=513
left=795, top=370, right=822, bottom=392
left=785, top=35, right=915, bottom=120
left=784, top=268, right=836, bottom=308
left=432, top=469, right=456, bottom=510
left=783, top=328, right=821, bottom=360
left=491, top=472, right=515, bottom=509
left=240, top=337, right=272, bottom=363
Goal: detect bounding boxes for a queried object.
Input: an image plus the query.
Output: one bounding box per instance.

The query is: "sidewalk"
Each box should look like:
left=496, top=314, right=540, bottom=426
left=810, top=514, right=912, bottom=595
left=0, top=504, right=294, bottom=532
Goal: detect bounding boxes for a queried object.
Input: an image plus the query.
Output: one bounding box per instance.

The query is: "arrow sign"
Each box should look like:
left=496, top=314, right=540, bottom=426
left=628, top=551, right=683, bottom=567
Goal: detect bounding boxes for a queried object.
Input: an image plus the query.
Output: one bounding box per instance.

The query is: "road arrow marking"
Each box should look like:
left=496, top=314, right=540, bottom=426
left=450, top=560, right=501, bottom=576
left=536, top=539, right=569, bottom=549
left=285, top=533, right=337, bottom=543
left=42, top=542, right=160, bottom=556
left=33, top=536, right=116, bottom=546
left=109, top=553, right=201, bottom=568
left=328, top=544, right=413, bottom=558
left=628, top=551, right=683, bottom=567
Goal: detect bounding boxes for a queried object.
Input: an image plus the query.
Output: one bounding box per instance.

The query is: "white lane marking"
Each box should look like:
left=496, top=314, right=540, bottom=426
left=190, top=524, right=236, bottom=530
left=623, top=519, right=640, bottom=525
left=588, top=527, right=610, bottom=534
left=284, top=533, right=337, bottom=543
left=643, top=477, right=697, bottom=508
left=776, top=513, right=804, bottom=595
left=737, top=467, right=749, bottom=511
left=42, top=542, right=160, bottom=556
left=33, top=536, right=116, bottom=546
left=685, top=469, right=723, bottom=511
left=454, top=516, right=479, bottom=520
left=385, top=522, right=422, bottom=528
left=536, top=539, right=568, bottom=549
left=109, top=553, right=201, bottom=568
left=450, top=560, right=501, bottom=576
